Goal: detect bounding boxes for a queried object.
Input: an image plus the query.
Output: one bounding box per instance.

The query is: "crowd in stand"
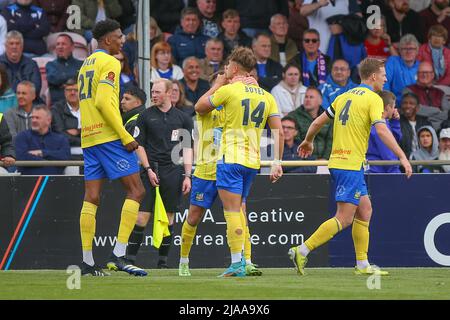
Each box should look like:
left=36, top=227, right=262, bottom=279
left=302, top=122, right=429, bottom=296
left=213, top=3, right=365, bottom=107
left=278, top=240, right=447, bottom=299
left=0, top=0, right=449, bottom=175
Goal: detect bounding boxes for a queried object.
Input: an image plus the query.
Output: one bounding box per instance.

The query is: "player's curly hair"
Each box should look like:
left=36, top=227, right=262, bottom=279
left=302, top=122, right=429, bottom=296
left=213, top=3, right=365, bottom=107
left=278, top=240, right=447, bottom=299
left=227, top=46, right=256, bottom=73
left=93, top=19, right=121, bottom=42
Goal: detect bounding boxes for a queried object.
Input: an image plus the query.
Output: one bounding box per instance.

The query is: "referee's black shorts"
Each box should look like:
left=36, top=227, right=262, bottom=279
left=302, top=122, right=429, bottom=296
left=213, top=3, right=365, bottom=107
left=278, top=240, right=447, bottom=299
left=139, top=163, right=184, bottom=213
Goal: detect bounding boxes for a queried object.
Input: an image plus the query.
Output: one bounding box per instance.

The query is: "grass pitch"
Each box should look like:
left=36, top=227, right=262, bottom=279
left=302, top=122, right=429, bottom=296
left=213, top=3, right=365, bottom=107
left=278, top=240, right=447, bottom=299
left=0, top=268, right=449, bottom=300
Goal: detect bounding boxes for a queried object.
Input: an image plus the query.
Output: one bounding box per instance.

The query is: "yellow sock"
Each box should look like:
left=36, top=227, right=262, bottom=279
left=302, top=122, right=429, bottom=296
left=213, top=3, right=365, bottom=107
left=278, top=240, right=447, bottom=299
left=180, top=221, right=197, bottom=259
left=80, top=201, right=97, bottom=251
left=117, top=199, right=140, bottom=244
left=304, top=217, right=342, bottom=251
left=244, top=226, right=251, bottom=262
left=352, top=218, right=370, bottom=261
left=224, top=211, right=244, bottom=254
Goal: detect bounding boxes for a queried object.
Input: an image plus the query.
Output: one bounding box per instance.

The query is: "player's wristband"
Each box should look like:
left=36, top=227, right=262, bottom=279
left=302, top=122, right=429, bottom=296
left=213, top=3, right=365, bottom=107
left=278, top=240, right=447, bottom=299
left=183, top=173, right=192, bottom=179
left=144, top=166, right=152, bottom=172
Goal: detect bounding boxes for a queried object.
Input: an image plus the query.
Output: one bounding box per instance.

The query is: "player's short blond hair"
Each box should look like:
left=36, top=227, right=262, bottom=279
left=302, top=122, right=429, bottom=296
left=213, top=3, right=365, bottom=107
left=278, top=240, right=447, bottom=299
left=359, top=58, right=385, bottom=80
left=227, top=46, right=256, bottom=73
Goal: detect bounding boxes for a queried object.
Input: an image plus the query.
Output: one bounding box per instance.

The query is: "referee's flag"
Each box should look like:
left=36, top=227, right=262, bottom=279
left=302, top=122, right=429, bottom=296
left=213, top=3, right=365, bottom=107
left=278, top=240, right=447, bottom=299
left=153, top=186, right=170, bottom=249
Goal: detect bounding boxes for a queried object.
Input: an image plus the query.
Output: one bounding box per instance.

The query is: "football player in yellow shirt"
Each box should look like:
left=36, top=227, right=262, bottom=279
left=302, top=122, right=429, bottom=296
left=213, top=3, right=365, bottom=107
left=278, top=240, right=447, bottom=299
left=291, top=58, right=412, bottom=276
left=179, top=73, right=262, bottom=277
left=195, top=47, right=284, bottom=277
left=78, top=19, right=146, bottom=276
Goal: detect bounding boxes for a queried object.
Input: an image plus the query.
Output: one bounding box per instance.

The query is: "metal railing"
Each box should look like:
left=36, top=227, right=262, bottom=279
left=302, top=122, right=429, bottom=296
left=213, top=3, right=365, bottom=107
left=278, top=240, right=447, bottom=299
left=1, top=160, right=450, bottom=167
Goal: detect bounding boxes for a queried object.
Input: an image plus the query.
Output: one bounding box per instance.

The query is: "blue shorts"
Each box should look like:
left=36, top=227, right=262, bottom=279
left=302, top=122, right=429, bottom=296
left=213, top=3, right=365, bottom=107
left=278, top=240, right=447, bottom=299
left=190, top=176, right=218, bottom=209
left=216, top=162, right=257, bottom=198
left=83, top=140, right=140, bottom=181
left=330, top=168, right=368, bottom=206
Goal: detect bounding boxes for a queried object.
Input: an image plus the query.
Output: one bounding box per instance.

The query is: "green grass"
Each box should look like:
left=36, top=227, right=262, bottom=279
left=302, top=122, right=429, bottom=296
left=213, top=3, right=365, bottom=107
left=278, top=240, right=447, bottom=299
left=1, top=268, right=450, bottom=300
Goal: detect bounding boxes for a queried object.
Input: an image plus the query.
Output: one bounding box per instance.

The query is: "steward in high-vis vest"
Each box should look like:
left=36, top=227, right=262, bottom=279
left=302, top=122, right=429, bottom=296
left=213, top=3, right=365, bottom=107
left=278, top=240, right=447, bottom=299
left=120, top=86, right=147, bottom=136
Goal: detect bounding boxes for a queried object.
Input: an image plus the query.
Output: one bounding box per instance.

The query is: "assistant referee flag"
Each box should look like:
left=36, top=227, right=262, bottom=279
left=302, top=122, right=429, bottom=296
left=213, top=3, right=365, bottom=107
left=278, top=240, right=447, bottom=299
left=153, top=187, right=170, bottom=248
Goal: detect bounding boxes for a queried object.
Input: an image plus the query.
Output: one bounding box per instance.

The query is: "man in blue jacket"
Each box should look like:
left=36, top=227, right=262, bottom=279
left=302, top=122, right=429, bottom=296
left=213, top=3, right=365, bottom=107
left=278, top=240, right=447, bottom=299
left=366, top=90, right=402, bottom=173
left=168, top=7, right=210, bottom=65
left=319, top=59, right=357, bottom=110
left=1, top=0, right=50, bottom=56
left=0, top=31, right=41, bottom=94
left=46, top=34, right=83, bottom=104
left=383, top=34, right=420, bottom=105
left=15, top=104, right=70, bottom=175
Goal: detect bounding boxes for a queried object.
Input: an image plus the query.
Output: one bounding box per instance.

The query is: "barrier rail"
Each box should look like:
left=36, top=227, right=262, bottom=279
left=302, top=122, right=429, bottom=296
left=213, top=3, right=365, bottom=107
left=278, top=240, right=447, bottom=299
left=2, top=160, right=450, bottom=167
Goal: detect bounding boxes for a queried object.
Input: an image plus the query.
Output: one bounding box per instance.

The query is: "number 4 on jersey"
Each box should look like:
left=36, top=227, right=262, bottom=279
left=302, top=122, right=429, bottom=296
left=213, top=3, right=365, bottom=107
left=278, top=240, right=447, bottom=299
left=339, top=100, right=352, bottom=126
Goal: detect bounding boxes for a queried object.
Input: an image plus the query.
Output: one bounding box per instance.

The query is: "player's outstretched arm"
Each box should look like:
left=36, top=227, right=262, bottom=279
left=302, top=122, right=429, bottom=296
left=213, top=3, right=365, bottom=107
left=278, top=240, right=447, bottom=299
left=267, top=115, right=284, bottom=183
left=195, top=74, right=228, bottom=115
left=375, top=122, right=412, bottom=178
left=298, top=112, right=330, bottom=158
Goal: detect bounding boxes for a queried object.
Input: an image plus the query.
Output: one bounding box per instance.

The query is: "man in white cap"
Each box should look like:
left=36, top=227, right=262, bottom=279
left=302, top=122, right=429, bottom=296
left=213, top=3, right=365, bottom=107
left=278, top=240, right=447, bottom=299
left=438, top=127, right=450, bottom=172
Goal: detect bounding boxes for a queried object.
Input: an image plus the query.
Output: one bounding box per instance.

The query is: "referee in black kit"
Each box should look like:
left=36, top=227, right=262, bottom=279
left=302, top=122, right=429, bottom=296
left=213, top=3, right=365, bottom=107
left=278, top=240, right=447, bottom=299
left=126, top=78, right=193, bottom=268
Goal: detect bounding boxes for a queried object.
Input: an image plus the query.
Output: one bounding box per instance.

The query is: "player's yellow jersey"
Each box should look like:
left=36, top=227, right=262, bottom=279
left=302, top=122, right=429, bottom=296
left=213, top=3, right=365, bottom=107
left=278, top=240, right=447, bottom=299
left=78, top=50, right=132, bottom=148
left=193, top=108, right=224, bottom=180
left=326, top=84, right=385, bottom=171
left=209, top=82, right=279, bottom=169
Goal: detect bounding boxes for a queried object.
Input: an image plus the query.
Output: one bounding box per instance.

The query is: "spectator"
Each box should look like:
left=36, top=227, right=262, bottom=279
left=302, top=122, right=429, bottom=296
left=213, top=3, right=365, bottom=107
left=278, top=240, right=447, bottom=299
left=399, top=92, right=432, bottom=158
left=417, top=24, right=450, bottom=86
left=438, top=127, right=450, bottom=172
left=32, top=0, right=70, bottom=33
left=0, top=64, right=17, bottom=114
left=230, top=0, right=289, bottom=38
left=319, top=59, right=357, bottom=110
left=289, top=29, right=331, bottom=87
left=420, top=0, right=450, bottom=46
left=217, top=9, right=252, bottom=58
left=0, top=31, right=41, bottom=94
left=404, top=61, right=450, bottom=130
left=15, top=104, right=70, bottom=175
left=167, top=7, right=210, bottom=65
left=120, top=86, right=146, bottom=135
left=123, top=31, right=138, bottom=73
left=287, top=86, right=332, bottom=159
left=171, top=79, right=195, bottom=117
left=180, top=56, right=210, bottom=104
left=366, top=91, right=402, bottom=173
left=113, top=49, right=137, bottom=97
left=117, top=0, right=137, bottom=35
left=4, top=80, right=36, bottom=139
left=0, top=14, right=6, bottom=56
left=300, top=0, right=359, bottom=53
left=2, top=0, right=50, bottom=56
left=70, top=0, right=122, bottom=42
left=46, top=34, right=83, bottom=105
left=281, top=116, right=316, bottom=173
left=199, top=38, right=224, bottom=81
left=50, top=78, right=81, bottom=174
left=364, top=15, right=397, bottom=61
left=326, top=14, right=367, bottom=74
left=252, top=33, right=283, bottom=91
left=287, top=0, right=309, bottom=50
left=384, top=0, right=424, bottom=45
left=0, top=111, right=15, bottom=173
left=271, top=64, right=306, bottom=116
left=150, top=0, right=185, bottom=34
left=269, top=14, right=298, bottom=67
left=150, top=41, right=184, bottom=82
left=197, top=0, right=220, bottom=38
left=409, top=125, right=444, bottom=173
left=150, top=16, right=164, bottom=50
left=384, top=34, right=420, bottom=105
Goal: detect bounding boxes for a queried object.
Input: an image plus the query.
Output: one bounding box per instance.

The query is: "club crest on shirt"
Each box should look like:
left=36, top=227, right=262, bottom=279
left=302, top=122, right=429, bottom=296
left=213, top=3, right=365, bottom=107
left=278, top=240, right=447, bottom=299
left=195, top=192, right=204, bottom=201
left=106, top=72, right=115, bottom=82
